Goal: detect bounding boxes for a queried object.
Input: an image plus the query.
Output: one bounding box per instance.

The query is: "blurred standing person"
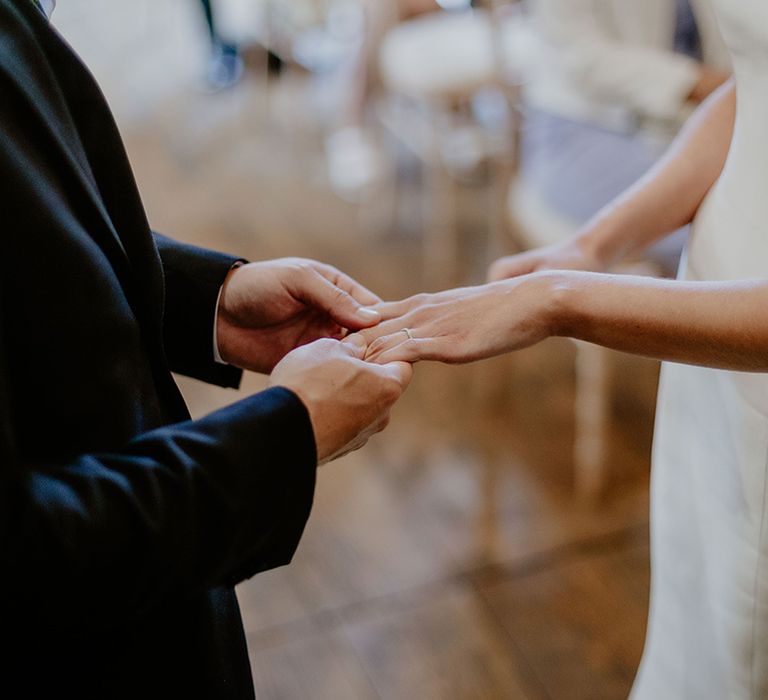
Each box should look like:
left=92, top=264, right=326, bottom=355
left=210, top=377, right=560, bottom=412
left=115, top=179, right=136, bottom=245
left=516, top=0, right=731, bottom=271
left=326, top=0, right=468, bottom=199
left=198, top=0, right=244, bottom=89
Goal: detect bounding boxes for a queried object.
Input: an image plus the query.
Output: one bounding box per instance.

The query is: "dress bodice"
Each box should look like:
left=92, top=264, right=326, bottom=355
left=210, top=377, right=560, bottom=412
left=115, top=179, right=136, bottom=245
left=709, top=0, right=768, bottom=64
left=685, top=0, right=768, bottom=412
left=686, top=0, right=768, bottom=283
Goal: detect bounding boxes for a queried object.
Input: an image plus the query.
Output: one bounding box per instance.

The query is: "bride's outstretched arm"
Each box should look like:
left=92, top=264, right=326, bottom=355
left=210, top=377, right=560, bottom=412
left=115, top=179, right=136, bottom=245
left=356, top=81, right=749, bottom=371
left=356, top=271, right=768, bottom=372
left=490, top=80, right=736, bottom=280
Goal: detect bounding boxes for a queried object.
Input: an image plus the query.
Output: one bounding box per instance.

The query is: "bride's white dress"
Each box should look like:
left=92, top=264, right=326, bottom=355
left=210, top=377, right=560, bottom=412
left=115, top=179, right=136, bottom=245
left=631, top=1, right=768, bottom=698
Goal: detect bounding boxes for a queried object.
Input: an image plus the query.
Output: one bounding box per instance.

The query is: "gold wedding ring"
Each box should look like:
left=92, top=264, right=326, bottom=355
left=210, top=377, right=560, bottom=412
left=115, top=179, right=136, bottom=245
left=401, top=328, right=414, bottom=340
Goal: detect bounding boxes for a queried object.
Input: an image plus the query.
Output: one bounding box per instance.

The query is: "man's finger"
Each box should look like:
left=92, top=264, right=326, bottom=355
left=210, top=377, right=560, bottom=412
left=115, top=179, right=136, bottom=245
left=334, top=271, right=383, bottom=307
left=312, top=262, right=383, bottom=306
left=295, top=269, right=382, bottom=330
left=302, top=335, right=367, bottom=360
left=370, top=299, right=416, bottom=321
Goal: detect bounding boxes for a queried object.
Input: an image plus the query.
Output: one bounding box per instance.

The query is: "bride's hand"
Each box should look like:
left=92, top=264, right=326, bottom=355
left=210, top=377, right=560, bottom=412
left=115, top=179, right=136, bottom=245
left=353, top=273, right=562, bottom=365
left=488, top=238, right=604, bottom=282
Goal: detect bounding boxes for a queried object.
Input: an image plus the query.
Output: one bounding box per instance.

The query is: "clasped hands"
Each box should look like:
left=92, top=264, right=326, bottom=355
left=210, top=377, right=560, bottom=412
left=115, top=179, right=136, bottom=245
left=216, top=244, right=589, bottom=465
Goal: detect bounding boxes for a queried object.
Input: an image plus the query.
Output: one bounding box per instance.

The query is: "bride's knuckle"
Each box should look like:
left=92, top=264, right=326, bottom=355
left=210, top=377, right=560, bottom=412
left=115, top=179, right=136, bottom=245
left=369, top=337, right=386, bottom=352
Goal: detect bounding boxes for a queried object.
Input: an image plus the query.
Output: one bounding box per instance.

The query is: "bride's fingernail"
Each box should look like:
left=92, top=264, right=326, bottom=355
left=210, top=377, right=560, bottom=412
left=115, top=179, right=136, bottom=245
left=357, top=307, right=381, bottom=321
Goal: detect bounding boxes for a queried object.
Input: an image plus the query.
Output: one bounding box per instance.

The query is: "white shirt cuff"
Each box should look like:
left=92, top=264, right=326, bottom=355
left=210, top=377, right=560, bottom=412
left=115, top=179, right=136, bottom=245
left=213, top=261, right=244, bottom=365
left=213, top=284, right=226, bottom=365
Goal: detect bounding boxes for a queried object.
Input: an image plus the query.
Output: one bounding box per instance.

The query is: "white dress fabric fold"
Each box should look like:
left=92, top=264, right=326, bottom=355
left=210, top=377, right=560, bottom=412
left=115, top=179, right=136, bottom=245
left=632, top=1, right=768, bottom=697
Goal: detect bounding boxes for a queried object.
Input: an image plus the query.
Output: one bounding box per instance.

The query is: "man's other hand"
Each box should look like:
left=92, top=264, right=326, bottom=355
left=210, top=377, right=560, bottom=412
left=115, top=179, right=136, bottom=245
left=269, top=337, right=412, bottom=465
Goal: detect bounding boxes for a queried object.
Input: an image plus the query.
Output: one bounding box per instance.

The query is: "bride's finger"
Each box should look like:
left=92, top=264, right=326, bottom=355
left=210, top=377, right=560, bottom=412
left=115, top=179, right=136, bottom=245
left=371, top=296, right=426, bottom=321
left=376, top=337, right=442, bottom=364
left=356, top=316, right=413, bottom=346
left=365, top=333, right=407, bottom=362
left=366, top=332, right=436, bottom=364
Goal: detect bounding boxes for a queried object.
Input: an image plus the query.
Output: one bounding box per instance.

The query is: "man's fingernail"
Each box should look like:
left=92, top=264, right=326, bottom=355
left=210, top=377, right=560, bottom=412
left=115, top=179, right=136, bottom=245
left=357, top=307, right=381, bottom=321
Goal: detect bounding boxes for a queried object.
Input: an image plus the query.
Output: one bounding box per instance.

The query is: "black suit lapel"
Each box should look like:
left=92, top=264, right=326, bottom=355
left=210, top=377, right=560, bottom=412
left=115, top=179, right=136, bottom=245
left=5, top=3, right=136, bottom=288
left=12, top=4, right=167, bottom=340
left=12, top=79, right=131, bottom=264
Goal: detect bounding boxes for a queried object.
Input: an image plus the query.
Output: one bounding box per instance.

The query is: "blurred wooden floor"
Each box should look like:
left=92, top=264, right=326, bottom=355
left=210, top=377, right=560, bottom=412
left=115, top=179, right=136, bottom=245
left=53, top=3, right=657, bottom=698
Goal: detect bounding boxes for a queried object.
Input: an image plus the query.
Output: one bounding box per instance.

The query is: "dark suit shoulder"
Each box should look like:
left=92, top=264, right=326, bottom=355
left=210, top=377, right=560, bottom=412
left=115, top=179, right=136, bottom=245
left=0, top=1, right=83, bottom=171
left=0, top=0, right=55, bottom=89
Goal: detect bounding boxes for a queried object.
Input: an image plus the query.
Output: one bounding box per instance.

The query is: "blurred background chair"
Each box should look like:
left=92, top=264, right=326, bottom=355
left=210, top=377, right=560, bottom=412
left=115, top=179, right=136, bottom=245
left=508, top=177, right=662, bottom=501
left=310, top=0, right=531, bottom=286
left=376, top=0, right=532, bottom=286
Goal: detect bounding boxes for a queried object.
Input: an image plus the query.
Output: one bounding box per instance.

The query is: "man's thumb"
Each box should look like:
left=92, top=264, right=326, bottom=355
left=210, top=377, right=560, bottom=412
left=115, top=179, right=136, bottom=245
left=305, top=271, right=381, bottom=329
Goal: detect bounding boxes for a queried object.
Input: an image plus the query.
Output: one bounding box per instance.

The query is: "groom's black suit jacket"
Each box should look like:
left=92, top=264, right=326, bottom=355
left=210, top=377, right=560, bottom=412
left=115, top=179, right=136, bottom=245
left=0, top=1, right=317, bottom=697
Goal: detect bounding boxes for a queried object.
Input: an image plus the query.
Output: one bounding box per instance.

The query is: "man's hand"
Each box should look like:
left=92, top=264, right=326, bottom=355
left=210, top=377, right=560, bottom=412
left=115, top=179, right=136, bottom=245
left=216, top=259, right=382, bottom=373
left=270, top=337, right=412, bottom=464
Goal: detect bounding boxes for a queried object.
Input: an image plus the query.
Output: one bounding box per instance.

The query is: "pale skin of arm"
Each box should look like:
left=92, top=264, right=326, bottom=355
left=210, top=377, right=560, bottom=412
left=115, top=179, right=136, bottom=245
left=489, top=79, right=737, bottom=275
left=356, top=80, right=768, bottom=373
left=689, top=66, right=730, bottom=105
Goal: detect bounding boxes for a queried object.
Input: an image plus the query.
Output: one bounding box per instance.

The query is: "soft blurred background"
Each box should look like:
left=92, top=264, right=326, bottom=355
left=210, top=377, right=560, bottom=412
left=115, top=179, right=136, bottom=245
left=49, top=0, right=715, bottom=696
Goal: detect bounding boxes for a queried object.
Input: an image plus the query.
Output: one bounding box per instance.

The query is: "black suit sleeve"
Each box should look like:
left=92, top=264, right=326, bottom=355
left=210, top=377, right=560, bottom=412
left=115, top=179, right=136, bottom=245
left=1, top=375, right=317, bottom=630
left=155, top=233, right=246, bottom=389
left=0, top=248, right=316, bottom=628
